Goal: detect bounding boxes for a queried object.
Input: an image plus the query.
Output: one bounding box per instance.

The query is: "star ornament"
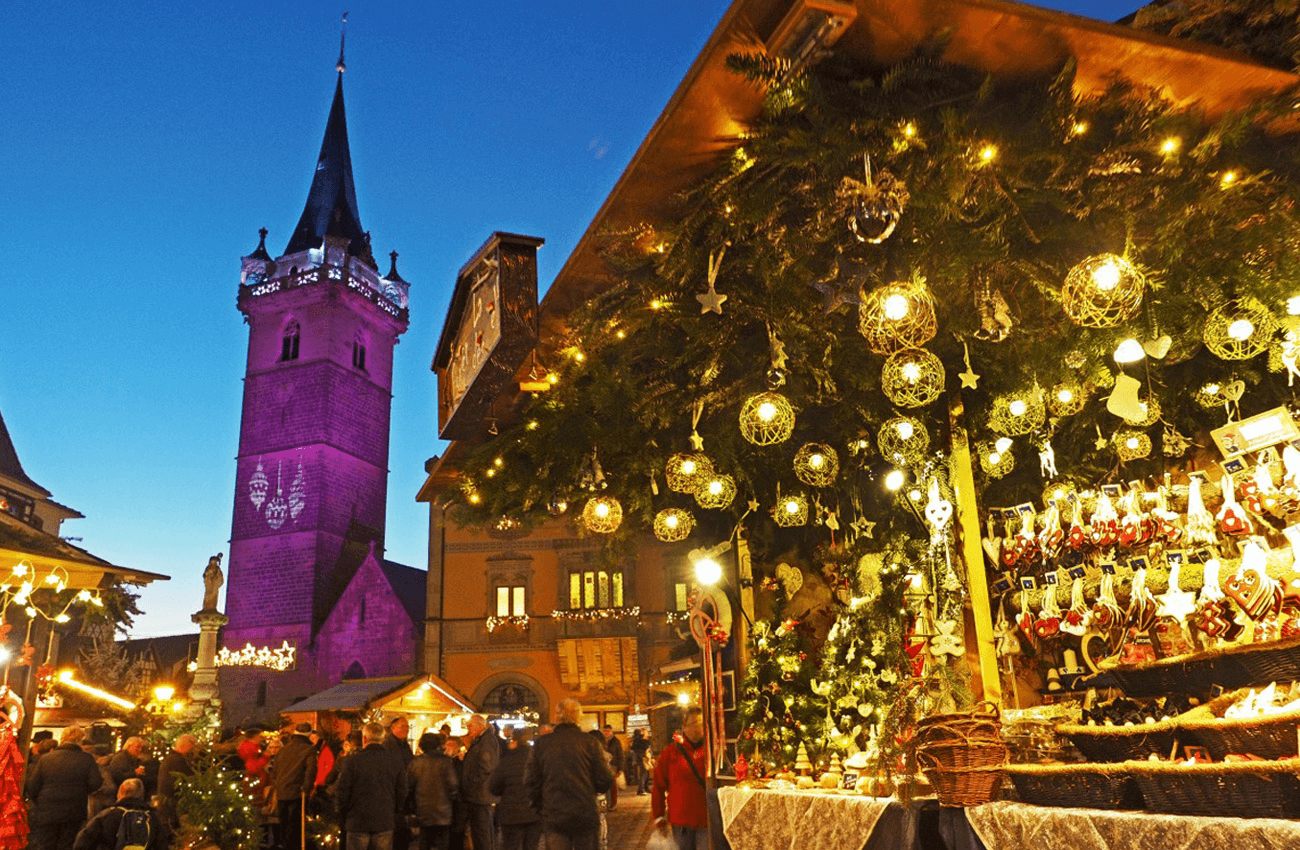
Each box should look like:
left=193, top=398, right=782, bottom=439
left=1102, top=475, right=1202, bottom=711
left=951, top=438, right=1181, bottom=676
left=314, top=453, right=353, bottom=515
left=696, top=284, right=728, bottom=315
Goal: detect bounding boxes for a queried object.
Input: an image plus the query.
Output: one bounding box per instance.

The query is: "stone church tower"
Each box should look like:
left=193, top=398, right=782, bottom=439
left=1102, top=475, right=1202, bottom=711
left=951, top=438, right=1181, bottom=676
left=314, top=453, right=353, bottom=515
left=222, top=65, right=413, bottom=721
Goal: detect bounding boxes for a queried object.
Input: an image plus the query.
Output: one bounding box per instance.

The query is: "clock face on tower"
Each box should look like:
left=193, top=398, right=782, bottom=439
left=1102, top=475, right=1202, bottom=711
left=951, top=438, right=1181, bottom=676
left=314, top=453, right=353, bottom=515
left=446, top=258, right=501, bottom=414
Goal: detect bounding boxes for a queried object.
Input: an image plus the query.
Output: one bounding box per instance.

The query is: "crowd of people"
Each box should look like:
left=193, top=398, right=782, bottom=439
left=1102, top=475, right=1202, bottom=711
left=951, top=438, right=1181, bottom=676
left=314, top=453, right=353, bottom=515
left=20, top=701, right=712, bottom=850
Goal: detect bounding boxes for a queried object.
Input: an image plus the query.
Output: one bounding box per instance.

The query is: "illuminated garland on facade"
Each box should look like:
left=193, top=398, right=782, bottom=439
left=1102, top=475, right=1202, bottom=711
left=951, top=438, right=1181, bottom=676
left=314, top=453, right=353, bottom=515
left=550, top=606, right=641, bottom=622
left=485, top=614, right=530, bottom=632
left=215, top=640, right=296, bottom=671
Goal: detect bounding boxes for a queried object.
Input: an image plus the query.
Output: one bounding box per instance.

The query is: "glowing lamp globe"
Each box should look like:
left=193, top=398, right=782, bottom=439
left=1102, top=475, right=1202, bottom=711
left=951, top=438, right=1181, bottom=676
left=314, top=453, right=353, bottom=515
left=654, top=508, right=695, bottom=542
left=739, top=392, right=795, bottom=445
left=694, top=558, right=723, bottom=586
left=794, top=443, right=839, bottom=487
left=582, top=496, right=623, bottom=534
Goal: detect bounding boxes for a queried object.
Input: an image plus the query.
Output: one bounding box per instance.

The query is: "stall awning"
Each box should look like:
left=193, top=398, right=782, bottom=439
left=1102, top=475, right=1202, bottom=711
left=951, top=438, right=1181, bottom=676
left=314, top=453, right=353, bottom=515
left=282, top=673, right=476, bottom=716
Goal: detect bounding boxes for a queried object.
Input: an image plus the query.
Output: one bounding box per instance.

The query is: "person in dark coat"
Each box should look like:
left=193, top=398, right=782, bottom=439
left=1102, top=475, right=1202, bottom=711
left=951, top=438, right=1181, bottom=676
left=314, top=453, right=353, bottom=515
left=599, top=726, right=622, bottom=810
left=157, top=734, right=197, bottom=831
left=72, top=779, right=170, bottom=850
left=523, top=700, right=613, bottom=850
left=442, top=736, right=467, bottom=850
left=382, top=717, right=414, bottom=850
left=270, top=723, right=318, bottom=850
left=406, top=732, right=458, bottom=850
left=628, top=730, right=650, bottom=795
left=25, top=725, right=104, bottom=850
left=460, top=715, right=501, bottom=850
left=334, top=722, right=408, bottom=850
left=487, top=729, right=540, bottom=850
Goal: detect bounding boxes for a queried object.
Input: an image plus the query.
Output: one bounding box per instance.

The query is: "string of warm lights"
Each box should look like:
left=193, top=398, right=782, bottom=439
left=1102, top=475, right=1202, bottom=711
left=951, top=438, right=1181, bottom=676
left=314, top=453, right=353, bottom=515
left=55, top=669, right=135, bottom=710
left=0, top=562, right=105, bottom=624
left=550, top=606, right=641, bottom=622
left=485, top=614, right=530, bottom=632
left=214, top=640, right=296, bottom=671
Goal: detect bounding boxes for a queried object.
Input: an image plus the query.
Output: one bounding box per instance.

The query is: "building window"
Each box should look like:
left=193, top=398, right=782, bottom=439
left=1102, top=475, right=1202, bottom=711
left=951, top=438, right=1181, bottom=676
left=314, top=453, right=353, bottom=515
left=569, top=570, right=624, bottom=609
left=256, top=681, right=267, bottom=707
left=281, top=320, right=300, bottom=361
left=358, top=595, right=366, bottom=625
left=496, top=585, right=526, bottom=617
left=352, top=334, right=367, bottom=371
left=674, top=582, right=691, bottom=612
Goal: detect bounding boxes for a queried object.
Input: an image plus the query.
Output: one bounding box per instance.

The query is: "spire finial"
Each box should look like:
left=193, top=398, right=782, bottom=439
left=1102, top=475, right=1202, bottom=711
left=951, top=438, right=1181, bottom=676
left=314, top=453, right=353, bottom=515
left=336, top=12, right=348, bottom=73
left=389, top=250, right=399, bottom=275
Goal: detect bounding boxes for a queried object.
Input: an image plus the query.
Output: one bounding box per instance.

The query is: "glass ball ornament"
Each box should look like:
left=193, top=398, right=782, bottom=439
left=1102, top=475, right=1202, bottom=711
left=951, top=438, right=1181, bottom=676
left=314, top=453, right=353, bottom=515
left=582, top=495, right=623, bottom=534
left=665, top=453, right=713, bottom=494
left=772, top=494, right=810, bottom=527
left=739, top=391, right=795, bottom=446
left=987, top=392, right=1046, bottom=437
left=877, top=416, right=929, bottom=466
left=694, top=474, right=738, bottom=510
left=881, top=347, right=945, bottom=408
left=653, top=508, right=695, bottom=542
left=976, top=441, right=1015, bottom=478
left=547, top=496, right=569, bottom=516
left=858, top=280, right=938, bottom=355
left=1061, top=254, right=1145, bottom=328
left=1203, top=297, right=1277, bottom=360
left=1047, top=381, right=1086, bottom=417
left=793, top=443, right=839, bottom=488
left=842, top=158, right=909, bottom=245
left=1114, top=430, right=1153, bottom=463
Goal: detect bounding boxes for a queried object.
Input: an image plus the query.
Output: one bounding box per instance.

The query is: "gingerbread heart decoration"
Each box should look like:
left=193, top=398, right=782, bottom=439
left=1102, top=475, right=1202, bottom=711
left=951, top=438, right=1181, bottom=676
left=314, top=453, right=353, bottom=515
left=1060, top=578, right=1091, bottom=637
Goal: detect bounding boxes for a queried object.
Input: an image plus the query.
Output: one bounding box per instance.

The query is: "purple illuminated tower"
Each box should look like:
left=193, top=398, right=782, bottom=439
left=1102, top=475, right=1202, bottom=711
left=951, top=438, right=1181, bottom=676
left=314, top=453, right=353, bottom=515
left=222, top=68, right=410, bottom=720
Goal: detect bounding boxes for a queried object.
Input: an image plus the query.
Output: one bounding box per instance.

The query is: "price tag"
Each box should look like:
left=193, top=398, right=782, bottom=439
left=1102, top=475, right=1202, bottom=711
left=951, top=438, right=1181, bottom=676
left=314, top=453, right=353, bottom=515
left=1100, top=560, right=1117, bottom=575
left=990, top=573, right=1013, bottom=596
left=1128, top=555, right=1149, bottom=571
left=1044, top=571, right=1059, bottom=586
left=1020, top=576, right=1038, bottom=590
left=1165, top=550, right=1185, bottom=569
left=1067, top=566, right=1087, bottom=580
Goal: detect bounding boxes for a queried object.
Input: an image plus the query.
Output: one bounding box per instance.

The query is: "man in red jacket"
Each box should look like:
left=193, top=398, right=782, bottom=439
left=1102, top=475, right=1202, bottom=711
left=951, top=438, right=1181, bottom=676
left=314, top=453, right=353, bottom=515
left=651, top=708, right=709, bottom=850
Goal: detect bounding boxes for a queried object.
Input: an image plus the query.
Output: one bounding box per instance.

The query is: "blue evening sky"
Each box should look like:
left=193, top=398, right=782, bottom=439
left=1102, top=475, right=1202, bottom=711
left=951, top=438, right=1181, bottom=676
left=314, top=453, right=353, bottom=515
left=3, top=0, right=1141, bottom=637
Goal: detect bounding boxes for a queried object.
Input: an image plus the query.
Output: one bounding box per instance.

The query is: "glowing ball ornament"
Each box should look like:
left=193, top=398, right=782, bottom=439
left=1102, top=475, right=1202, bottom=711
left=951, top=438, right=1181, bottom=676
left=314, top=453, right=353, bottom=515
left=1061, top=254, right=1145, bottom=328
left=793, top=443, right=839, bottom=488
left=582, top=496, right=623, bottom=534
left=653, top=508, right=695, bottom=542
left=739, top=391, right=795, bottom=446
left=694, top=474, right=737, bottom=510
left=1114, top=430, right=1153, bottom=463
left=976, top=441, right=1015, bottom=478
left=1204, top=298, right=1277, bottom=360
left=878, top=416, right=929, bottom=465
left=987, top=391, right=1046, bottom=437
left=881, top=347, right=945, bottom=408
left=665, top=453, right=713, bottom=494
left=772, top=494, right=810, bottom=527
left=1047, top=381, right=1086, bottom=417
left=858, top=280, right=938, bottom=355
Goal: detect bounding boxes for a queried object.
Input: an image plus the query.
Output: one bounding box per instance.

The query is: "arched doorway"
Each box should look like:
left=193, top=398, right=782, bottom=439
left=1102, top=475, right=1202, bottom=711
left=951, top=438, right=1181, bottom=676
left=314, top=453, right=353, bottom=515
left=472, top=672, right=549, bottom=724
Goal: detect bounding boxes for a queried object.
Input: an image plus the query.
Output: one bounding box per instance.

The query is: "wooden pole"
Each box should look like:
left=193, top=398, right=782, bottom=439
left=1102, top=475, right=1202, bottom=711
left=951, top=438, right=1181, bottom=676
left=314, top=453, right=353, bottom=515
left=948, top=392, right=1001, bottom=706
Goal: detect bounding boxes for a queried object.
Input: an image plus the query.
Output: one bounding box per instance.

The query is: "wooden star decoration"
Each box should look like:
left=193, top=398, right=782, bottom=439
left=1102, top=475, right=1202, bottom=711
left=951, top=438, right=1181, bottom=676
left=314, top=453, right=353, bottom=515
left=958, top=341, right=980, bottom=389
left=850, top=517, right=875, bottom=538
left=747, top=498, right=760, bottom=513
left=1095, top=431, right=1110, bottom=451
left=689, top=430, right=705, bottom=451
left=697, top=284, right=727, bottom=315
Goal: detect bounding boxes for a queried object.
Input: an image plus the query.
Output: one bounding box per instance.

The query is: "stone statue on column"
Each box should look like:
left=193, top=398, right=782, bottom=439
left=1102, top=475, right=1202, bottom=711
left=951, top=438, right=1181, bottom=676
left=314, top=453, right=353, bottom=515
left=190, top=553, right=229, bottom=709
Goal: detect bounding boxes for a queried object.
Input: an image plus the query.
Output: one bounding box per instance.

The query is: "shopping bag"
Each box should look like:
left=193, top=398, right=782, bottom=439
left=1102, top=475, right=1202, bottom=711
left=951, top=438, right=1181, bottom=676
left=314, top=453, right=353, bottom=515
left=646, top=826, right=676, bottom=850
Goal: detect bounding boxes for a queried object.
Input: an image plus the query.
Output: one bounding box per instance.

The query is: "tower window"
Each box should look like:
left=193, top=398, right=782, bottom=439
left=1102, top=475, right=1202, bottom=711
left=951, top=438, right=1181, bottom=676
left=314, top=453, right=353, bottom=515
left=281, top=321, right=300, bottom=362
left=352, top=337, right=367, bottom=371
left=569, top=570, right=624, bottom=609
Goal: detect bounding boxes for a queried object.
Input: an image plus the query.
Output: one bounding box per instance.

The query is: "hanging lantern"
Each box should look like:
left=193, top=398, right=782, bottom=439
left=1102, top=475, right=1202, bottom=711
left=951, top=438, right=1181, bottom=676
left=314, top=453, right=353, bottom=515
left=858, top=280, right=938, bottom=355
left=773, top=494, right=810, bottom=527
left=695, top=474, right=737, bottom=510
left=582, top=496, right=623, bottom=534
left=987, top=391, right=1046, bottom=437
left=653, top=508, right=695, bottom=542
left=739, top=391, right=795, bottom=446
left=881, top=347, right=945, bottom=408
left=877, top=416, right=929, bottom=466
left=793, top=443, right=839, bottom=488
left=665, top=453, right=713, bottom=493
left=1047, top=380, right=1086, bottom=417
left=976, top=441, right=1015, bottom=478
left=1115, top=430, right=1153, bottom=463
left=1061, top=254, right=1145, bottom=328
left=1203, top=298, right=1276, bottom=361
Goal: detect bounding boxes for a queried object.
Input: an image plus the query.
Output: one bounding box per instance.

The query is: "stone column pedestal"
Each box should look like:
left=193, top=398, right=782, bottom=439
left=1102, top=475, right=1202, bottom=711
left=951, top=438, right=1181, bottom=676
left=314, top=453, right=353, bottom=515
left=189, top=609, right=228, bottom=706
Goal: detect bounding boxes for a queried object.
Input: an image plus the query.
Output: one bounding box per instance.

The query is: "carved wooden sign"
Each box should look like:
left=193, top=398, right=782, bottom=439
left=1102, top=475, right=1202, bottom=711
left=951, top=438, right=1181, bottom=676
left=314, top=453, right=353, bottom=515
left=434, top=232, right=544, bottom=441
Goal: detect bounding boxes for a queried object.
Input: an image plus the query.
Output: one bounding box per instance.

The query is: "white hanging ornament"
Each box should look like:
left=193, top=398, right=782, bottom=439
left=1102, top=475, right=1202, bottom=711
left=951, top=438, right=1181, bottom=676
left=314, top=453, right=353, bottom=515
left=265, top=461, right=288, bottom=530
left=994, top=600, right=1021, bottom=656
left=1155, top=557, right=1197, bottom=623
left=1185, top=476, right=1217, bottom=547
left=1060, top=578, right=1091, bottom=636
left=776, top=563, right=804, bottom=599
left=924, top=478, right=953, bottom=539
left=688, top=400, right=706, bottom=451
left=248, top=461, right=269, bottom=510
left=696, top=246, right=728, bottom=315
left=1039, top=439, right=1058, bottom=479
left=1106, top=372, right=1146, bottom=422
left=958, top=340, right=980, bottom=389
left=1279, top=328, right=1300, bottom=386
left=288, top=461, right=306, bottom=520
left=930, top=620, right=965, bottom=658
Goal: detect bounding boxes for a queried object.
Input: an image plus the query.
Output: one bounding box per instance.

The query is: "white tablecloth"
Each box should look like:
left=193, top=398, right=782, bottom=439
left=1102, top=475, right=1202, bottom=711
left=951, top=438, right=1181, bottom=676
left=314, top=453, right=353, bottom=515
left=717, top=787, right=891, bottom=850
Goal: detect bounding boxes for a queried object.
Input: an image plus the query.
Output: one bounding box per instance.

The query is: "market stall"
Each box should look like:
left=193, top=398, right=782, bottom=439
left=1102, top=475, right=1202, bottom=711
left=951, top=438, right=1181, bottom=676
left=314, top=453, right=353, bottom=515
left=282, top=673, right=476, bottom=737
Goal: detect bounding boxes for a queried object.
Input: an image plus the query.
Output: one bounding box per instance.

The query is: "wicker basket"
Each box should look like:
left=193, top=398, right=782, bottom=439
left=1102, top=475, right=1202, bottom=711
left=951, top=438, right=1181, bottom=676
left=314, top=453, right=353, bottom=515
left=914, top=702, right=1001, bottom=749
left=1005, top=763, right=1143, bottom=810
left=1128, top=760, right=1300, bottom=819
left=1107, top=636, right=1300, bottom=697
left=922, top=765, right=1004, bottom=807
left=1177, top=687, right=1300, bottom=760
left=1057, top=720, right=1178, bottom=763
left=913, top=705, right=1007, bottom=807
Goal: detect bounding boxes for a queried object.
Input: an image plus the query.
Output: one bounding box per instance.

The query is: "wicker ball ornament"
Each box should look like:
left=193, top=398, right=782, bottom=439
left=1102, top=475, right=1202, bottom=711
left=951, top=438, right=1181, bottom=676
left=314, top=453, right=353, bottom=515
left=1047, top=381, right=1086, bottom=417
left=988, top=392, right=1046, bottom=437
left=1061, top=254, right=1145, bottom=328
left=740, top=392, right=795, bottom=446
left=794, top=443, right=839, bottom=487
left=1122, top=395, right=1161, bottom=428
left=859, top=280, right=938, bottom=355
left=881, top=348, right=945, bottom=408
left=582, top=496, right=623, bottom=534
left=1115, top=430, right=1153, bottom=462
left=695, top=474, right=738, bottom=510
left=653, top=508, right=695, bottom=542
left=878, top=416, right=929, bottom=465
left=1204, top=298, right=1277, bottom=361
left=976, top=441, right=1015, bottom=478
left=666, top=453, right=713, bottom=493
left=772, top=494, right=810, bottom=527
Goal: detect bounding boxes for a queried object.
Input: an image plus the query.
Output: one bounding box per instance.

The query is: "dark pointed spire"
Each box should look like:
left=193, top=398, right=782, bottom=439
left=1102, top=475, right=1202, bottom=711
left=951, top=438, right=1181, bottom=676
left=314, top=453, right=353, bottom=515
left=283, top=63, right=375, bottom=267
left=384, top=250, right=407, bottom=283
left=249, top=227, right=272, bottom=261
left=336, top=12, right=348, bottom=74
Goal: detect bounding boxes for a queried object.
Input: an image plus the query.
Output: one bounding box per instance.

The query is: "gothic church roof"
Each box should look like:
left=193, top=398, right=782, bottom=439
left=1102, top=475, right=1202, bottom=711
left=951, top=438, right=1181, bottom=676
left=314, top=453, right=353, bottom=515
left=283, top=73, right=375, bottom=268
left=0, top=410, right=49, bottom=496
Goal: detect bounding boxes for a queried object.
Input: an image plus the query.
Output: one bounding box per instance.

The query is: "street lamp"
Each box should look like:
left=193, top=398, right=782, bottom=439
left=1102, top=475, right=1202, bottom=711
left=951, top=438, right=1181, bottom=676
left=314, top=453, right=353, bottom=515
left=153, top=685, right=175, bottom=703
left=689, top=541, right=732, bottom=586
